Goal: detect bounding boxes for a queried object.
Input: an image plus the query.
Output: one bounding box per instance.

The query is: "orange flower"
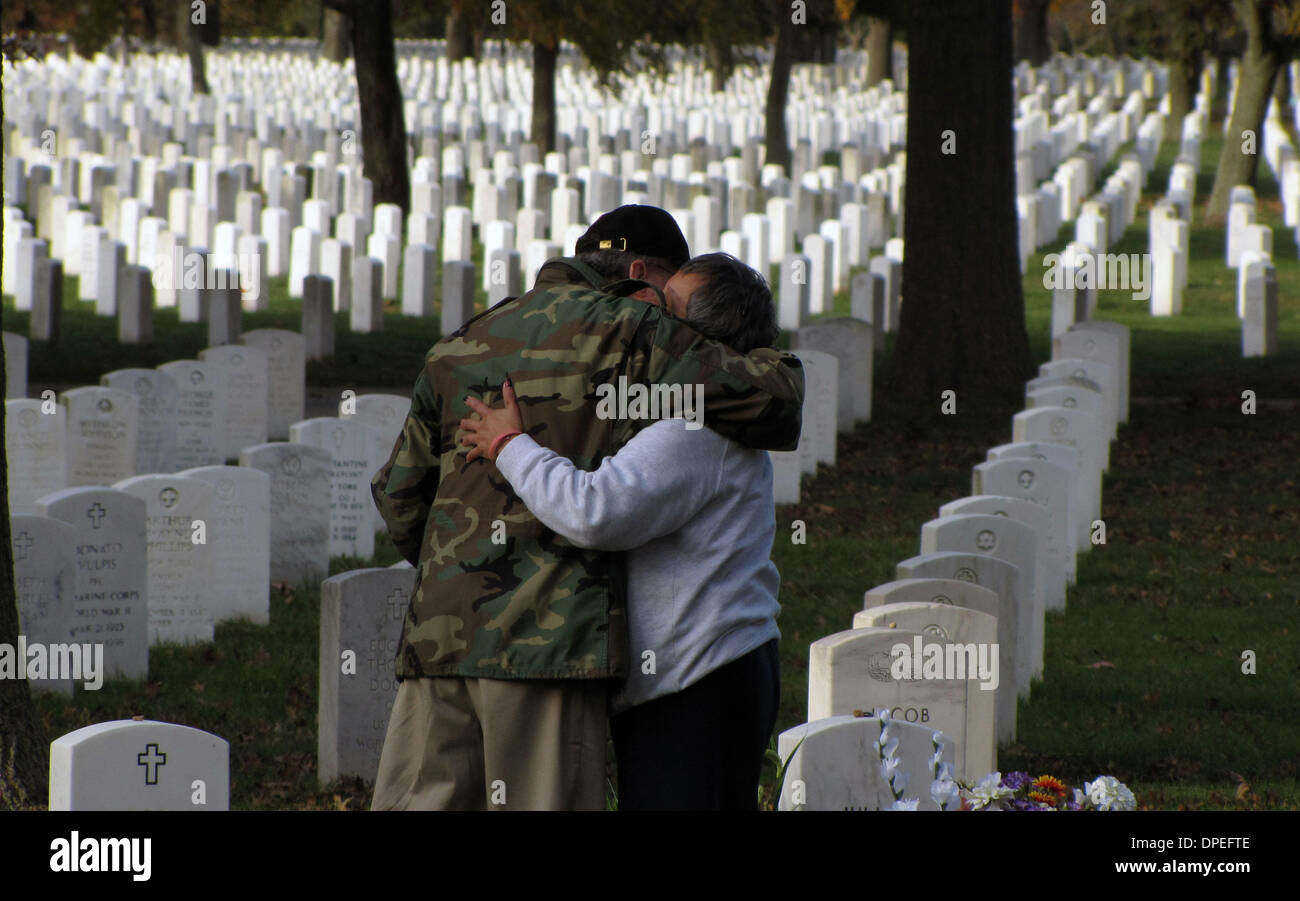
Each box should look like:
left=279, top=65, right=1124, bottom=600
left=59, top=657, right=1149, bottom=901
left=1033, top=775, right=1069, bottom=798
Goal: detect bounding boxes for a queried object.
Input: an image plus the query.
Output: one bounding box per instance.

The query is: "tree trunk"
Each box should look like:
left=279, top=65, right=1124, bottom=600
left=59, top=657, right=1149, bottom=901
left=888, top=0, right=1033, bottom=407
left=706, top=41, right=735, bottom=90
left=765, top=12, right=795, bottom=174
left=1167, top=48, right=1202, bottom=135
left=1015, top=0, right=1051, bottom=66
left=1205, top=1, right=1282, bottom=221
left=0, top=345, right=48, bottom=810
left=199, top=0, right=220, bottom=47
left=142, top=0, right=159, bottom=42
left=322, top=6, right=350, bottom=62
left=352, top=0, right=410, bottom=213
left=179, top=0, right=209, bottom=94
left=865, top=16, right=893, bottom=88
left=531, top=39, right=558, bottom=155
left=447, top=7, right=474, bottom=61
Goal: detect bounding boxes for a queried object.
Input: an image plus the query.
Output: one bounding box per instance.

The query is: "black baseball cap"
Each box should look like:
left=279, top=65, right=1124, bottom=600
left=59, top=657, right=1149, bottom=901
left=574, top=204, right=690, bottom=269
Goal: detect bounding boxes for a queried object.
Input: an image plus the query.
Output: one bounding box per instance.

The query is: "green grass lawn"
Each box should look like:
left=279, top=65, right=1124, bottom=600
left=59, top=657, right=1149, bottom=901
left=7, top=114, right=1299, bottom=810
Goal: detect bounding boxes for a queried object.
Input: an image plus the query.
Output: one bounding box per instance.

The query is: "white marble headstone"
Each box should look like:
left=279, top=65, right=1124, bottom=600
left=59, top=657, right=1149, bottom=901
left=289, top=417, right=380, bottom=559
left=318, top=566, right=415, bottom=785
left=198, top=344, right=270, bottom=460
left=100, top=369, right=180, bottom=474
left=5, top=399, right=67, bottom=515
left=49, top=719, right=229, bottom=810
left=62, top=387, right=139, bottom=487
left=35, top=487, right=150, bottom=682
left=10, top=513, right=78, bottom=695
left=238, top=442, right=331, bottom=585
left=178, top=466, right=271, bottom=625
left=239, top=329, right=306, bottom=441
left=778, top=714, right=955, bottom=811
left=114, top=474, right=216, bottom=645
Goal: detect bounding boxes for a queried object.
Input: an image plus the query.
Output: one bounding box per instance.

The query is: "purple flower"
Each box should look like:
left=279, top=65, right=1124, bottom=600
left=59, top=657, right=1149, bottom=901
left=1000, top=771, right=1033, bottom=791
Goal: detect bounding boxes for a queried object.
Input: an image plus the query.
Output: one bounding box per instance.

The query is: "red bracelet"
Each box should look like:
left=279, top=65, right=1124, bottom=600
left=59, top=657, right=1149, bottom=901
left=488, top=431, right=522, bottom=461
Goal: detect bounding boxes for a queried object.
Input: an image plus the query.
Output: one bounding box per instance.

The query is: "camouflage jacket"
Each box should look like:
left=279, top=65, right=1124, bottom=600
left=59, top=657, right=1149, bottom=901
left=372, top=258, right=804, bottom=681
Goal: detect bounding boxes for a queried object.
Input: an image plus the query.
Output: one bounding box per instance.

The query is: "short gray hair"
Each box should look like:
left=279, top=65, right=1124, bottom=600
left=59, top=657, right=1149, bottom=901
left=679, top=253, right=779, bottom=353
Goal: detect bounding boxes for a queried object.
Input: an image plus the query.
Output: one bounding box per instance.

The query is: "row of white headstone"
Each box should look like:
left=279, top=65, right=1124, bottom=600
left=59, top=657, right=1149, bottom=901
left=1223, top=185, right=1281, bottom=358
left=777, top=319, right=1131, bottom=810
left=10, top=389, right=411, bottom=689
left=26, top=44, right=1167, bottom=811
left=2, top=39, right=920, bottom=350
left=767, top=55, right=1151, bottom=807
left=6, top=328, right=305, bottom=514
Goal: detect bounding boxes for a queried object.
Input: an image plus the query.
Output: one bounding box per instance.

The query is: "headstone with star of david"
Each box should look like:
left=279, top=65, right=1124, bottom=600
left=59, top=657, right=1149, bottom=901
left=49, top=719, right=229, bottom=810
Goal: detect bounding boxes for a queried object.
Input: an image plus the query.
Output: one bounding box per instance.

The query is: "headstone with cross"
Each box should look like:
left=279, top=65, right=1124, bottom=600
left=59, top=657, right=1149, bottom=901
left=318, top=566, right=418, bottom=785
left=49, top=719, right=230, bottom=810
left=10, top=514, right=77, bottom=695
left=35, top=487, right=150, bottom=681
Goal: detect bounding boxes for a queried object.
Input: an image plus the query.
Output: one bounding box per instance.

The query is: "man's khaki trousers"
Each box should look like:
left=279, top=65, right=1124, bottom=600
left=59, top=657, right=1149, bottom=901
left=370, top=676, right=608, bottom=811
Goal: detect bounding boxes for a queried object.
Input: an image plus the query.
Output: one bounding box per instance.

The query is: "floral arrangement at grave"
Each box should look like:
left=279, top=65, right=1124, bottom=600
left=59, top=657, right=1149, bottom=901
left=870, top=709, right=1137, bottom=811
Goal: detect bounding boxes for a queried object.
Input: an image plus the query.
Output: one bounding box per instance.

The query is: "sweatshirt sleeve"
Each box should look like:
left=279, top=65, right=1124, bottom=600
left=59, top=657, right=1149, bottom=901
left=495, top=421, right=723, bottom=551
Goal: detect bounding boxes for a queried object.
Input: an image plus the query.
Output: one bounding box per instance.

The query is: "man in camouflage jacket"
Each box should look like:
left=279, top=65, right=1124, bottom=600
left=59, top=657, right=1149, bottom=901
left=370, top=206, right=803, bottom=810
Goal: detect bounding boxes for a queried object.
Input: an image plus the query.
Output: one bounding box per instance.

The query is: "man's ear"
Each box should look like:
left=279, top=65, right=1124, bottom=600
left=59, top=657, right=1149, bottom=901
left=627, top=259, right=647, bottom=281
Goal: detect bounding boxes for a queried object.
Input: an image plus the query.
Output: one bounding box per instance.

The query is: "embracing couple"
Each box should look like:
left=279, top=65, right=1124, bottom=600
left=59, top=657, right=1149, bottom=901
left=369, top=205, right=804, bottom=811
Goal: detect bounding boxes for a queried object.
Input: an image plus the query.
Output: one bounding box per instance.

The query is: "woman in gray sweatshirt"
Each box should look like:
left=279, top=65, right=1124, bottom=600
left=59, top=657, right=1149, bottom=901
left=461, top=253, right=788, bottom=809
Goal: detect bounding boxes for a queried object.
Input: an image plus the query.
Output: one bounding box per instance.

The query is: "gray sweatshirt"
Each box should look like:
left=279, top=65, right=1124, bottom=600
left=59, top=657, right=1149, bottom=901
left=495, top=419, right=781, bottom=713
